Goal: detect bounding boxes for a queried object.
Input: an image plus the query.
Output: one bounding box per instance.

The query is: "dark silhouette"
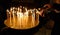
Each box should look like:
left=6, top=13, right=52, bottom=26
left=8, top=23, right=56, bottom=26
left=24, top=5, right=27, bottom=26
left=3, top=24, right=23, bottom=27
left=51, top=3, right=60, bottom=35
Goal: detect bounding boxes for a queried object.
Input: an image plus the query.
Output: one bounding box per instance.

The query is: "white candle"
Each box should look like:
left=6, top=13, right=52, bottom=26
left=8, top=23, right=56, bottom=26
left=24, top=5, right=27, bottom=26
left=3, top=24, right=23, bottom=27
left=6, top=9, right=12, bottom=26
left=12, top=9, right=15, bottom=27
left=6, top=9, right=9, bottom=18
left=17, top=12, right=19, bottom=28
left=24, top=12, right=28, bottom=27
left=25, top=8, right=28, bottom=27
left=9, top=12, right=12, bottom=26
left=18, top=7, right=20, bottom=11
left=36, top=9, right=39, bottom=21
left=10, top=8, right=12, bottom=26
left=20, top=13, right=23, bottom=28
left=32, top=9, right=35, bottom=27
left=25, top=8, right=27, bottom=12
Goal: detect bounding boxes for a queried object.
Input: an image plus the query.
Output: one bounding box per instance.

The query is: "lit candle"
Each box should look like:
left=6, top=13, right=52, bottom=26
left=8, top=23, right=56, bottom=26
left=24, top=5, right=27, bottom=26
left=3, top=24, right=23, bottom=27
left=36, top=9, right=39, bottom=23
left=20, top=13, right=23, bottom=28
left=12, top=7, right=15, bottom=27
left=17, top=11, right=21, bottom=27
left=36, top=9, right=39, bottom=20
left=25, top=8, right=28, bottom=27
left=6, top=9, right=9, bottom=18
left=25, top=7, right=27, bottom=12
left=20, top=8, right=22, bottom=28
left=31, top=9, right=35, bottom=27
left=18, top=7, right=20, bottom=11
left=24, top=12, right=28, bottom=28
left=10, top=8, right=13, bottom=26
left=6, top=9, right=12, bottom=26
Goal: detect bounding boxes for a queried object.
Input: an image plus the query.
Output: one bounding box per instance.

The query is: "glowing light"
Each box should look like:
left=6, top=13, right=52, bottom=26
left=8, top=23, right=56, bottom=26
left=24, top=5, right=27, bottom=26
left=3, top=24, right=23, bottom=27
left=5, top=6, right=40, bottom=29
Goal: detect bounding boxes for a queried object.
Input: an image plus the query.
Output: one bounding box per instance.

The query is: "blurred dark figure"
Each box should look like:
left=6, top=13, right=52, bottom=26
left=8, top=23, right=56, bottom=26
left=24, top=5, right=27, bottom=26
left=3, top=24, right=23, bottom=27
left=36, top=3, right=52, bottom=28
left=42, top=3, right=60, bottom=35
left=51, top=3, right=60, bottom=35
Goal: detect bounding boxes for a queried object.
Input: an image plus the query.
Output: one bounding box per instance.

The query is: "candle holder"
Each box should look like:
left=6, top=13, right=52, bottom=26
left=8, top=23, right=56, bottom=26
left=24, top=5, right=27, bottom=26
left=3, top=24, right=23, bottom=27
left=4, top=6, right=40, bottom=30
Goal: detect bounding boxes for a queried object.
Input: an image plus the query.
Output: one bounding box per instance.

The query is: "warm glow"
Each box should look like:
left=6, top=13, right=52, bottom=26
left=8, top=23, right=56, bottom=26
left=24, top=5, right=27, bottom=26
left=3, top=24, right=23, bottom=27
left=4, top=6, right=41, bottom=29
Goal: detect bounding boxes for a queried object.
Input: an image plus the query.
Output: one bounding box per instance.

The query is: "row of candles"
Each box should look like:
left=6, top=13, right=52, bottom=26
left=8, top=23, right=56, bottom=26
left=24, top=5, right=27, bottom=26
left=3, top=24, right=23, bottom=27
left=6, top=6, right=40, bottom=29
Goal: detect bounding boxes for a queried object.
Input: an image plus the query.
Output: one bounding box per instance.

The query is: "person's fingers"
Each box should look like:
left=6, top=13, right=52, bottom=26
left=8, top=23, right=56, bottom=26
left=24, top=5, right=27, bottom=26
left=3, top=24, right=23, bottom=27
left=54, top=9, right=60, bottom=13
